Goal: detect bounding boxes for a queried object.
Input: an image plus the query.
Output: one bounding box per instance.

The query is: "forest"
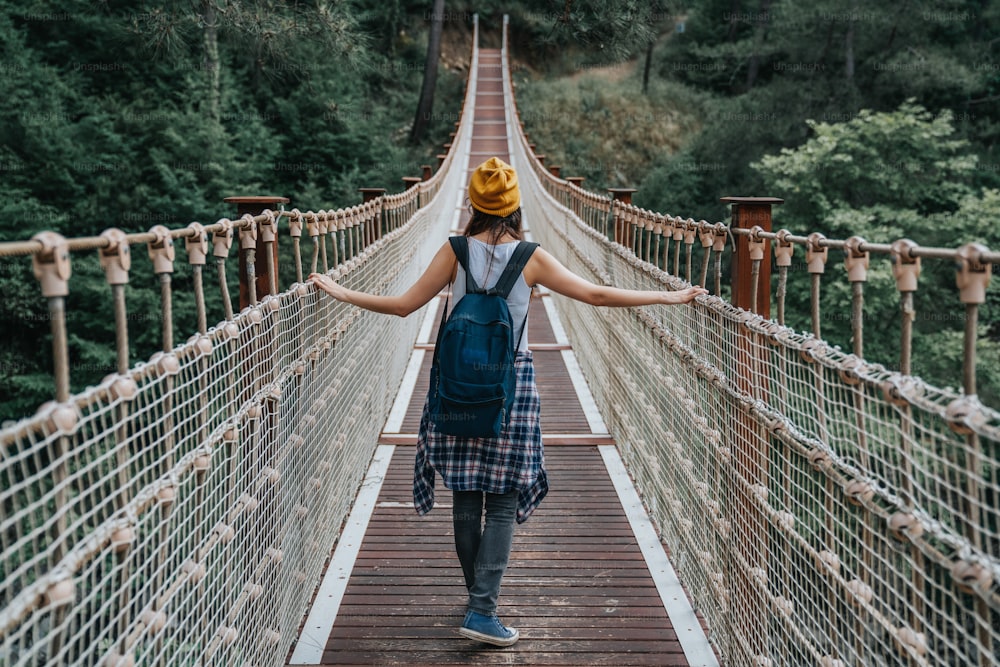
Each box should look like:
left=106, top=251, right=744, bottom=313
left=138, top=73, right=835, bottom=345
left=513, top=0, right=1000, bottom=404
left=1, top=0, right=999, bottom=420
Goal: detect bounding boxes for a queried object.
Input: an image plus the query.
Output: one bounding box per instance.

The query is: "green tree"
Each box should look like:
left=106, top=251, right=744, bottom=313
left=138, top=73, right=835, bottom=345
left=754, top=100, right=978, bottom=233
left=0, top=0, right=468, bottom=422
left=636, top=0, right=999, bottom=222
left=410, top=0, right=445, bottom=143
left=453, top=0, right=663, bottom=68
left=753, top=101, right=1000, bottom=402
left=128, top=0, right=368, bottom=124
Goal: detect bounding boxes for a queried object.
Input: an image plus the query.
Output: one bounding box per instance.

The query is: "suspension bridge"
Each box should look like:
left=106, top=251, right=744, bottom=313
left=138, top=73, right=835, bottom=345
left=2, top=15, right=998, bottom=667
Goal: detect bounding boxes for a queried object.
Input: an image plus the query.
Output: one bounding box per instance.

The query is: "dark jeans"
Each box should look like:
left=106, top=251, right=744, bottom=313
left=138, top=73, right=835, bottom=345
left=452, top=489, right=518, bottom=615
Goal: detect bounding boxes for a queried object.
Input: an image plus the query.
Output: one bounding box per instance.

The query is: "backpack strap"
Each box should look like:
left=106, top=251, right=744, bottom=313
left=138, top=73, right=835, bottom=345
left=433, top=237, right=464, bottom=370
left=448, top=236, right=484, bottom=294
left=439, top=238, right=539, bottom=361
left=489, top=241, right=539, bottom=298
left=504, top=242, right=539, bottom=353
left=449, top=236, right=538, bottom=297
left=431, top=291, right=449, bottom=370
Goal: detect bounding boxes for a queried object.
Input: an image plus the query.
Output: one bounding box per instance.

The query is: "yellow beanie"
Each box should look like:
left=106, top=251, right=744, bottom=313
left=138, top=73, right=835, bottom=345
left=468, top=157, right=520, bottom=217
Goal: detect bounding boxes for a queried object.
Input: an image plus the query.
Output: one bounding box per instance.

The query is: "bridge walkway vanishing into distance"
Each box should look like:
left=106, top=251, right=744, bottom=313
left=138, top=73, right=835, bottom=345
left=2, top=14, right=1000, bottom=667
left=286, top=46, right=709, bottom=667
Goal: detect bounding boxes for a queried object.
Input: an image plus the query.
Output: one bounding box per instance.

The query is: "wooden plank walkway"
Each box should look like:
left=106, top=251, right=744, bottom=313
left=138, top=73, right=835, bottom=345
left=290, top=313, right=695, bottom=665
left=287, top=47, right=704, bottom=667
left=321, top=446, right=688, bottom=666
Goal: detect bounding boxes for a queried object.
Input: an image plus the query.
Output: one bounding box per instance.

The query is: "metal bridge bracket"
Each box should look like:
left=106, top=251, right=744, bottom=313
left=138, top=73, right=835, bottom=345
left=31, top=231, right=71, bottom=296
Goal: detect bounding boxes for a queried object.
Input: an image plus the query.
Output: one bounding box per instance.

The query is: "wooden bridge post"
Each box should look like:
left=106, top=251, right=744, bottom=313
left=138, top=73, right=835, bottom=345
left=608, top=188, right=637, bottom=248
left=359, top=188, right=386, bottom=204
left=360, top=188, right=387, bottom=241
left=566, top=177, right=585, bottom=218
left=225, top=196, right=290, bottom=311
left=401, top=176, right=421, bottom=211
left=721, top=195, right=782, bottom=660
left=720, top=196, right=783, bottom=319
left=224, top=198, right=287, bottom=632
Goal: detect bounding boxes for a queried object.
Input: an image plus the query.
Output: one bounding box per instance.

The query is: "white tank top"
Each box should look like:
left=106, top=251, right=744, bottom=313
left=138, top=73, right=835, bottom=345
left=452, top=238, right=532, bottom=352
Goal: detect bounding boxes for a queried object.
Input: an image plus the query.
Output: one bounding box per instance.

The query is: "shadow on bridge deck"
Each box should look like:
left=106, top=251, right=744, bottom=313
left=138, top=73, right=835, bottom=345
left=284, top=48, right=714, bottom=667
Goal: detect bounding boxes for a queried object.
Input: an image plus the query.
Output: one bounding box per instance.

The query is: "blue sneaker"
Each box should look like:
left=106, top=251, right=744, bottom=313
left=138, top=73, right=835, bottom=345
left=458, top=610, right=520, bottom=646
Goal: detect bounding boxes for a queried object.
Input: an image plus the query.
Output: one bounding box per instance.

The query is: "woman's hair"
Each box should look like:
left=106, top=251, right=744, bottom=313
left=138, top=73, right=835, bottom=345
left=464, top=205, right=523, bottom=243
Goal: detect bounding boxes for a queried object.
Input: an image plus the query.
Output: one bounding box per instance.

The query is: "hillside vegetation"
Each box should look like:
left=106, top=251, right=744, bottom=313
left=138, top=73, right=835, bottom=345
left=512, top=0, right=1000, bottom=403
left=0, top=0, right=471, bottom=421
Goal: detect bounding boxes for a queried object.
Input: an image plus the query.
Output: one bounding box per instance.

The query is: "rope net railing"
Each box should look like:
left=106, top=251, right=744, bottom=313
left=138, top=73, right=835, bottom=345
left=4, top=10, right=999, bottom=666
left=502, top=17, right=999, bottom=667
left=0, top=19, right=479, bottom=666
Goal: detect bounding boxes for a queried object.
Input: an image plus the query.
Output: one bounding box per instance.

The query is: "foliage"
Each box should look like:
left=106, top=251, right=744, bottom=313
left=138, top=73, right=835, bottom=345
left=754, top=101, right=979, bottom=233
left=636, top=0, right=1000, bottom=221
left=513, top=0, right=1000, bottom=406
left=753, top=102, right=1000, bottom=402
left=452, top=0, right=669, bottom=68
left=0, top=0, right=468, bottom=423
left=516, top=70, right=702, bottom=190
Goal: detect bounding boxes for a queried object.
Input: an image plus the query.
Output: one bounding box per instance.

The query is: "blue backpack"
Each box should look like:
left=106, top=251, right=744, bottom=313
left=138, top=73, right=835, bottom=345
left=428, top=236, right=538, bottom=438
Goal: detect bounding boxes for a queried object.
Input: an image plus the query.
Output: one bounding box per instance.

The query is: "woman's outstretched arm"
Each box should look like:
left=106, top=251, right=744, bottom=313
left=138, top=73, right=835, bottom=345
left=523, top=247, right=707, bottom=306
left=308, top=241, right=456, bottom=317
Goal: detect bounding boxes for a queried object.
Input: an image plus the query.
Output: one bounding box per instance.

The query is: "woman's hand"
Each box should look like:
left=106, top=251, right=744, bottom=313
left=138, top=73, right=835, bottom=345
left=308, top=272, right=349, bottom=302
left=666, top=286, right=709, bottom=305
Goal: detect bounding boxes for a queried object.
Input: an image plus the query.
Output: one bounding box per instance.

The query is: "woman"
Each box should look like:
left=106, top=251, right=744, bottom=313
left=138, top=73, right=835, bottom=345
left=309, top=157, right=706, bottom=647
